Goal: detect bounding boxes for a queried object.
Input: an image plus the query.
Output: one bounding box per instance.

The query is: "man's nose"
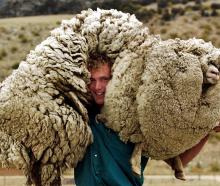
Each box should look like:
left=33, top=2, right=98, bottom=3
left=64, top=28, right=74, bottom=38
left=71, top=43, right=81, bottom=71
left=95, top=81, right=102, bottom=90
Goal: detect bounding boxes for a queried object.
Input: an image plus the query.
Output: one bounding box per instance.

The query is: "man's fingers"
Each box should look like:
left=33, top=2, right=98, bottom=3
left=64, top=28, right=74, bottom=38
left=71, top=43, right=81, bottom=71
left=213, top=122, right=220, bottom=132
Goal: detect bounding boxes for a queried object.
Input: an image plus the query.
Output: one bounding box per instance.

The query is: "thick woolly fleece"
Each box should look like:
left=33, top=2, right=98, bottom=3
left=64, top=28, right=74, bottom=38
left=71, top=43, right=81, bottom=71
left=103, top=38, right=220, bottom=159
left=0, top=9, right=151, bottom=186
left=0, top=8, right=220, bottom=186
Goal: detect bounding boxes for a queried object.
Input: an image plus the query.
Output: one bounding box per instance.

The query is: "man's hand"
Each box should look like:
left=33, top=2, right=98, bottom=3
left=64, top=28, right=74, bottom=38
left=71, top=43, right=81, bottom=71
left=213, top=123, right=220, bottom=132
left=179, top=134, right=209, bottom=167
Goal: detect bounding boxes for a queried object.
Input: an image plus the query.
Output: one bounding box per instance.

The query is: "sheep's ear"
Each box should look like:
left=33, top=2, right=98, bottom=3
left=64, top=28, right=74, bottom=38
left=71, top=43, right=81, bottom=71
left=211, top=55, right=220, bottom=69
left=191, top=48, right=203, bottom=56
left=217, top=56, right=220, bottom=68
left=200, top=56, right=209, bottom=74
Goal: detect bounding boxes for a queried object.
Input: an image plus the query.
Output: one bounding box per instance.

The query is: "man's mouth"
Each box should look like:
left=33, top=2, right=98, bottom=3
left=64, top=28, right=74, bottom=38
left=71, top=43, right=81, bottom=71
left=95, top=92, right=104, bottom=96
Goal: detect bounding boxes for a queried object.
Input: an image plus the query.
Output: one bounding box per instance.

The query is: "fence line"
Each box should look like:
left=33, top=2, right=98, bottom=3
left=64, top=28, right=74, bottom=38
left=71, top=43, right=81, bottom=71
left=0, top=175, right=220, bottom=186
left=144, top=175, right=220, bottom=182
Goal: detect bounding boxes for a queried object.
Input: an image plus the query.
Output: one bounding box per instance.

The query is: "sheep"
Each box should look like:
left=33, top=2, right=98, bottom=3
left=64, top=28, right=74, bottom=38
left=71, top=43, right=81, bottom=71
left=100, top=38, right=220, bottom=179
left=1, top=8, right=220, bottom=185
left=0, top=9, right=151, bottom=186
left=0, top=21, right=93, bottom=185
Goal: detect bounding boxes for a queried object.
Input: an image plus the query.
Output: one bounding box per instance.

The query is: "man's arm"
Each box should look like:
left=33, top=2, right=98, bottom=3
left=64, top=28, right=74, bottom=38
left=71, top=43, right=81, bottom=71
left=179, top=134, right=209, bottom=167
left=180, top=123, right=220, bottom=167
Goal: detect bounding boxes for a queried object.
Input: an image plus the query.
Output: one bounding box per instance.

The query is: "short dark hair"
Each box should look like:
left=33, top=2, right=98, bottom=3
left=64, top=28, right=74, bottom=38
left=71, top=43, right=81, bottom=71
left=87, top=53, right=113, bottom=70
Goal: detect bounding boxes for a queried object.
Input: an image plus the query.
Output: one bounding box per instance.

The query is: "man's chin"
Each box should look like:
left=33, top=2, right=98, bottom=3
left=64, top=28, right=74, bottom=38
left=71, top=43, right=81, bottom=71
left=94, top=99, right=104, bottom=107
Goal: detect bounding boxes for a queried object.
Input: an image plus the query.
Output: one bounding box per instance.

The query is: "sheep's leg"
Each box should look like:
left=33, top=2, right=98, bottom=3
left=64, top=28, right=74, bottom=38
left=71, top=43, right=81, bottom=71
left=96, top=114, right=108, bottom=124
left=41, top=164, right=61, bottom=186
left=174, top=156, right=186, bottom=181
left=30, top=163, right=61, bottom=186
left=165, top=156, right=186, bottom=181
left=48, top=171, right=61, bottom=186
left=130, top=143, right=143, bottom=176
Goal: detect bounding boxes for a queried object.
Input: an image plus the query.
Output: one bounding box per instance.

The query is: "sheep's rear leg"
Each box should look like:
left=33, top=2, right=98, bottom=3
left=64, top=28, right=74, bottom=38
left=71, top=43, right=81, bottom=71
left=165, top=156, right=186, bottom=181
left=30, top=163, right=61, bottom=186
left=130, top=143, right=143, bottom=176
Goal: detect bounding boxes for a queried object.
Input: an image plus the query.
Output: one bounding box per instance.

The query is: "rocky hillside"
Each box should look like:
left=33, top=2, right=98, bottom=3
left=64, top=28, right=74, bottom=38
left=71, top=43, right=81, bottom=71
left=0, top=0, right=133, bottom=17
left=1, top=1, right=220, bottom=81
left=1, top=0, right=220, bottom=21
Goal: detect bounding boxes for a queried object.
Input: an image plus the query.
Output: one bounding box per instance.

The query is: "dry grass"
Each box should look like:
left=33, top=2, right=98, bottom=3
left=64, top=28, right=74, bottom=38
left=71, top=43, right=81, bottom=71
left=0, top=14, right=73, bottom=83
left=1, top=12, right=220, bottom=82
left=0, top=175, right=220, bottom=186
left=147, top=11, right=220, bottom=48
left=144, top=179, right=220, bottom=186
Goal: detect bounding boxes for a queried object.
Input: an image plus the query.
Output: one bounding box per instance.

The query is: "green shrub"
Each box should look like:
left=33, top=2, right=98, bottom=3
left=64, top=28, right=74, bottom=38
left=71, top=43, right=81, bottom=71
left=191, top=161, right=204, bottom=174
left=211, top=133, right=220, bottom=142
left=0, top=26, right=8, bottom=34
left=11, top=46, right=18, bottom=53
left=192, top=4, right=202, bottom=11
left=200, top=24, right=213, bottom=33
left=157, top=0, right=168, bottom=9
left=213, top=21, right=220, bottom=29
left=201, top=31, right=210, bottom=42
left=12, top=63, right=20, bottom=69
left=0, top=49, right=7, bottom=60
left=31, top=30, right=40, bottom=37
left=201, top=9, right=210, bottom=17
left=169, top=32, right=179, bottom=39
left=211, top=3, right=220, bottom=10
left=161, top=8, right=173, bottom=21
left=171, top=7, right=185, bottom=16
left=209, top=161, right=220, bottom=172
left=160, top=28, right=167, bottom=34
left=192, top=14, right=200, bottom=21
left=20, top=26, right=26, bottom=31
left=180, top=31, right=193, bottom=39
left=136, top=8, right=156, bottom=22
left=18, top=33, right=29, bottom=43
left=56, top=21, right=61, bottom=25
left=211, top=9, right=218, bottom=16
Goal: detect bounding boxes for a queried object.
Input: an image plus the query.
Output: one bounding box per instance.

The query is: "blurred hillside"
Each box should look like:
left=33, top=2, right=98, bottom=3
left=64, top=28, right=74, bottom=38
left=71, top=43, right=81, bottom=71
left=1, top=0, right=220, bottom=82
left=1, top=0, right=220, bottom=85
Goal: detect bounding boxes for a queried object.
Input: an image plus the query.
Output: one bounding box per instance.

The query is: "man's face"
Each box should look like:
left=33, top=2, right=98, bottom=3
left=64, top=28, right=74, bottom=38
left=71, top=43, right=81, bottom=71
left=88, top=63, right=111, bottom=107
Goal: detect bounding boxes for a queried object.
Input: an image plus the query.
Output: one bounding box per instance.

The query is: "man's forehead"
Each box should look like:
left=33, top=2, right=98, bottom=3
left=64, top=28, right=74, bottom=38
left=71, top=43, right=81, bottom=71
left=87, top=54, right=113, bottom=70
left=89, top=63, right=111, bottom=72
left=90, top=64, right=111, bottom=77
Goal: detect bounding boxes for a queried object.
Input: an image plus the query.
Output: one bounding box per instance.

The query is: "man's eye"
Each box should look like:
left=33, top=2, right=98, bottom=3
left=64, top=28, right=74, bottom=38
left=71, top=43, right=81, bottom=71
left=103, top=77, right=111, bottom=81
left=102, top=78, right=109, bottom=82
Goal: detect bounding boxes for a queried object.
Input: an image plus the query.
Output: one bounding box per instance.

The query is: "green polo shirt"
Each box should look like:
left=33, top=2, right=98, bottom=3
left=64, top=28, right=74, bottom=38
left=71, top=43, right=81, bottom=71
left=74, top=106, right=148, bottom=186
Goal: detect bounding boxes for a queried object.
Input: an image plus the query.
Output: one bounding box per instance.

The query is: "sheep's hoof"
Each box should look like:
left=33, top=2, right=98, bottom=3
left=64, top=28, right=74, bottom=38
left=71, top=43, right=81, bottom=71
left=175, top=170, right=186, bottom=181
left=131, top=164, right=141, bottom=176
left=130, top=143, right=143, bottom=176
left=130, top=156, right=141, bottom=176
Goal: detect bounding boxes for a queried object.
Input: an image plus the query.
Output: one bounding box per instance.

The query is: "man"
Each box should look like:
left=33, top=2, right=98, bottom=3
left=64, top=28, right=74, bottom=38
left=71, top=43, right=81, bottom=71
left=74, top=54, right=220, bottom=186
left=74, top=54, right=147, bottom=186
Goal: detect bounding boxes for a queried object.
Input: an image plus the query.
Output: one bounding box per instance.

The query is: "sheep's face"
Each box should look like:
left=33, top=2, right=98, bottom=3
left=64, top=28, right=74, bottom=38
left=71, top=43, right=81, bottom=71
left=88, top=63, right=111, bottom=107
